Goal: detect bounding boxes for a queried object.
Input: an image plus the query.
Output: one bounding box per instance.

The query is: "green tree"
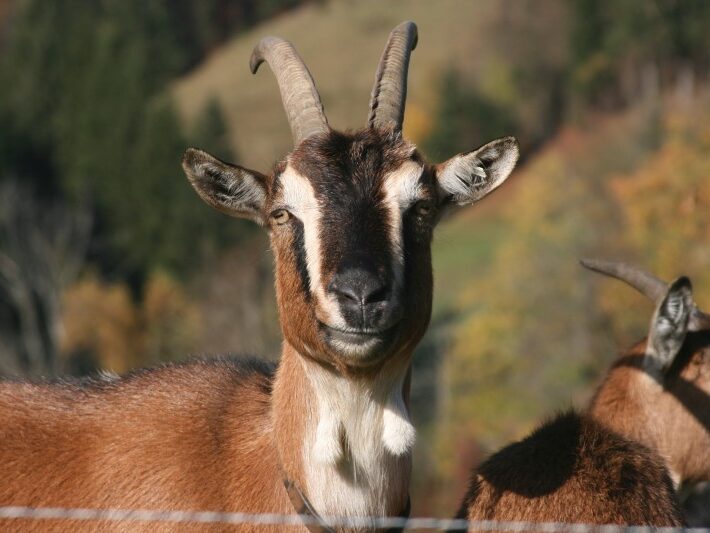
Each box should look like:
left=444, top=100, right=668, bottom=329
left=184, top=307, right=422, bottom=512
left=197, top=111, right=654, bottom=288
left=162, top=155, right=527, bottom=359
left=0, top=0, right=255, bottom=281
left=569, top=0, right=710, bottom=109
left=191, top=98, right=235, bottom=162
left=423, top=70, right=517, bottom=161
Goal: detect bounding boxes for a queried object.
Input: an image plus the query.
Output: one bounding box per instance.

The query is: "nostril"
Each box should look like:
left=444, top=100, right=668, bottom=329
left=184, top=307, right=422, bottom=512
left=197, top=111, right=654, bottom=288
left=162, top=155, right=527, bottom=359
left=363, top=283, right=389, bottom=305
left=328, top=280, right=361, bottom=303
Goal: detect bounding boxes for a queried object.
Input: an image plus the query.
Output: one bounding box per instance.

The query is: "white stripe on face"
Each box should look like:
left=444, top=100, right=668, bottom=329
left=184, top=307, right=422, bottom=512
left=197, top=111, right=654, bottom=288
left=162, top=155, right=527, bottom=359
left=382, top=160, right=426, bottom=288
left=279, top=164, right=344, bottom=326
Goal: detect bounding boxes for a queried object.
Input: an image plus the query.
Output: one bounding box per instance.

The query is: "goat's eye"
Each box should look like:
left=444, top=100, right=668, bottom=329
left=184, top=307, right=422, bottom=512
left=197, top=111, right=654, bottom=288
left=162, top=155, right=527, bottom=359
left=415, top=201, right=433, bottom=217
left=271, top=209, right=291, bottom=225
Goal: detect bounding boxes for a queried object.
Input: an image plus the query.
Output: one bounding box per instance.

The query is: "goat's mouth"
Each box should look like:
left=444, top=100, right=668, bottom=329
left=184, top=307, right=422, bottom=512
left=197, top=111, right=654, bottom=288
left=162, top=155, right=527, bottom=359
left=318, top=322, right=400, bottom=363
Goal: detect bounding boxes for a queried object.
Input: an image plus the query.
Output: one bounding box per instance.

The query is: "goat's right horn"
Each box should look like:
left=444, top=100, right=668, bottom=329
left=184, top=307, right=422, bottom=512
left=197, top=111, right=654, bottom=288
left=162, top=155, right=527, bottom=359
left=367, top=21, right=418, bottom=132
left=579, top=258, right=668, bottom=303
left=690, top=307, right=710, bottom=331
left=250, top=37, right=329, bottom=145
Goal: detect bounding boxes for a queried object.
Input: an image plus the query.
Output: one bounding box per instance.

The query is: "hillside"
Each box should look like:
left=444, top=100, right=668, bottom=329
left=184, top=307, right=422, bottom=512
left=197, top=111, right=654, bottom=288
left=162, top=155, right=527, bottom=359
left=172, top=0, right=508, bottom=169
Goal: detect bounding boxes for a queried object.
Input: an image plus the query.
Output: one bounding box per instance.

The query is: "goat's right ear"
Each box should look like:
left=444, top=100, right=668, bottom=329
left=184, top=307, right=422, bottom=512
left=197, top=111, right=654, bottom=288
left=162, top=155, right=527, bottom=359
left=182, top=148, right=268, bottom=225
left=435, top=136, right=519, bottom=208
left=647, top=276, right=693, bottom=372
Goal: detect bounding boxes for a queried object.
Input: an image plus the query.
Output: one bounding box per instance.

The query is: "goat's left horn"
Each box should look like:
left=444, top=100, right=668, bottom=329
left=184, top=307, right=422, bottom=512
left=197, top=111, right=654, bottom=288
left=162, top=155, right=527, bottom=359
left=250, top=37, right=329, bottom=145
left=579, top=258, right=667, bottom=303
left=367, top=21, right=418, bottom=132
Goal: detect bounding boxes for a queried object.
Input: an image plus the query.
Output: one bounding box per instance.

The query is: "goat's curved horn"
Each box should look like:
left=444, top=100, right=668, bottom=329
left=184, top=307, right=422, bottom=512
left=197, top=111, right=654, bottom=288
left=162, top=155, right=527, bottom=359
left=367, top=21, right=418, bottom=132
left=690, top=308, right=710, bottom=331
left=250, top=37, right=329, bottom=145
left=579, top=258, right=667, bottom=302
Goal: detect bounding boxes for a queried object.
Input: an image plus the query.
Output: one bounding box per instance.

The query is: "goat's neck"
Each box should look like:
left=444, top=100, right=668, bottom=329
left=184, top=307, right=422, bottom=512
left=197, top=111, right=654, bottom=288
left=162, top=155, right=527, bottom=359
left=272, top=342, right=414, bottom=519
left=588, top=355, right=684, bottom=485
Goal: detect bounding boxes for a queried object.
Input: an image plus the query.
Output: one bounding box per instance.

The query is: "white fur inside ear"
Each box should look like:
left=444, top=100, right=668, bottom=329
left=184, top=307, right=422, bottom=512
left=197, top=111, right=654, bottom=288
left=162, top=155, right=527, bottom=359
left=183, top=148, right=267, bottom=223
left=438, top=137, right=519, bottom=206
left=199, top=161, right=267, bottom=210
left=313, top=405, right=343, bottom=464
left=438, top=155, right=486, bottom=205
left=647, top=278, right=692, bottom=370
left=382, top=391, right=416, bottom=456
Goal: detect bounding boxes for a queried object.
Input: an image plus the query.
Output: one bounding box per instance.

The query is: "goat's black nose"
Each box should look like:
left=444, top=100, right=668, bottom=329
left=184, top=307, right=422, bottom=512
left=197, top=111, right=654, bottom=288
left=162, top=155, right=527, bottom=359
left=328, top=254, right=398, bottom=330
left=328, top=269, right=389, bottom=307
left=329, top=266, right=395, bottom=330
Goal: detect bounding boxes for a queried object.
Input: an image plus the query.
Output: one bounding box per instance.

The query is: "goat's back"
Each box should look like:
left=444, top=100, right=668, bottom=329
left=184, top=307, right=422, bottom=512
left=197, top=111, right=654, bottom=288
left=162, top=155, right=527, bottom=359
left=457, top=411, right=684, bottom=529
left=0, top=357, right=290, bottom=531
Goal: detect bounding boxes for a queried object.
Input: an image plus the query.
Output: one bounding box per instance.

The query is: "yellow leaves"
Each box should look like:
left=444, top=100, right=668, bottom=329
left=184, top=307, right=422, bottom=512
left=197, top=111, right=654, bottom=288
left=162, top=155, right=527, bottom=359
left=402, top=102, right=433, bottom=145
left=61, top=275, right=139, bottom=373
left=61, top=271, right=201, bottom=372
left=478, top=57, right=518, bottom=109
left=143, top=271, right=202, bottom=364
left=609, top=105, right=710, bottom=303
left=612, top=141, right=710, bottom=245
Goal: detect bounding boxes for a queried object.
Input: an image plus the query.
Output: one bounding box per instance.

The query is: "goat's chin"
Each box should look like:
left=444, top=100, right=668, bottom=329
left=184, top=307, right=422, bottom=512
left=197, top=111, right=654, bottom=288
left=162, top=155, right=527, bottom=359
left=319, top=323, right=401, bottom=369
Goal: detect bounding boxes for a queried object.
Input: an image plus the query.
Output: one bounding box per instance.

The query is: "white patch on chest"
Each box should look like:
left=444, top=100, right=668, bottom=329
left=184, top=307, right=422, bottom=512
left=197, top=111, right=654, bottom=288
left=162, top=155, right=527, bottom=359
left=302, top=359, right=414, bottom=518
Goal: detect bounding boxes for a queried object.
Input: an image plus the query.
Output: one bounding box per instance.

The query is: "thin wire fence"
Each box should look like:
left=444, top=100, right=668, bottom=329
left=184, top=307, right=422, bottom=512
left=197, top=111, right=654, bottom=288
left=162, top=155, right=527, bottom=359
left=0, top=506, right=707, bottom=532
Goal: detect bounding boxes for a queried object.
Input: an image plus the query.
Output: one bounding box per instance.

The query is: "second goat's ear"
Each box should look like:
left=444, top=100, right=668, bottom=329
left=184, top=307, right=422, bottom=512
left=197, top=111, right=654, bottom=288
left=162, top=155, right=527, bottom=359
left=647, top=276, right=693, bottom=372
left=182, top=148, right=268, bottom=225
left=435, top=136, right=519, bottom=207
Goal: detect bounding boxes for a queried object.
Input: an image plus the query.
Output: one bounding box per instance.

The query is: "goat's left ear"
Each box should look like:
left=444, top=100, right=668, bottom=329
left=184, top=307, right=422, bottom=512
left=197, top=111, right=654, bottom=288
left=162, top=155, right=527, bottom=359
left=435, top=136, right=519, bottom=207
left=182, top=148, right=268, bottom=225
left=647, top=276, right=693, bottom=372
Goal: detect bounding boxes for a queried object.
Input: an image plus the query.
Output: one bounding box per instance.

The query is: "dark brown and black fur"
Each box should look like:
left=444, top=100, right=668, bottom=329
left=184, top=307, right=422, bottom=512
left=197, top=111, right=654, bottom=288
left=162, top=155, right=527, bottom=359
left=456, top=411, right=684, bottom=528
left=269, top=129, right=438, bottom=376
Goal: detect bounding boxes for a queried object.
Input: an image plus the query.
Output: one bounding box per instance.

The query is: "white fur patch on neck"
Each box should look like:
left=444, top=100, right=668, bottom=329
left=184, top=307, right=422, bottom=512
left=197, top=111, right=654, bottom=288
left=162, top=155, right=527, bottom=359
left=311, top=370, right=414, bottom=463
left=313, top=402, right=344, bottom=465
left=301, top=358, right=413, bottom=517
left=382, top=373, right=416, bottom=455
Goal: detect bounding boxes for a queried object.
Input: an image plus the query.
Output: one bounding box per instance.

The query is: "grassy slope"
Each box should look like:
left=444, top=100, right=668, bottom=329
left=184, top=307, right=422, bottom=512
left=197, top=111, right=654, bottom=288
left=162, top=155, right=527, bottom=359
left=172, top=0, right=498, bottom=169
left=172, top=0, right=515, bottom=323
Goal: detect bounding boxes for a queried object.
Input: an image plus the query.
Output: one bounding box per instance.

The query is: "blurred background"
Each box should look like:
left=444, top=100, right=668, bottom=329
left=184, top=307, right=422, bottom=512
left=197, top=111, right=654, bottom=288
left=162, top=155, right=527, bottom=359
left=0, top=0, right=708, bottom=523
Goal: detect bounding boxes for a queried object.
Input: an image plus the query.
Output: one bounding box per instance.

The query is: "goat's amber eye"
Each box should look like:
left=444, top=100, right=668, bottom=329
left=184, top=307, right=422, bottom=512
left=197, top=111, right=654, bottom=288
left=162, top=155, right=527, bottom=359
left=415, top=201, right=433, bottom=217
left=271, top=209, right=291, bottom=225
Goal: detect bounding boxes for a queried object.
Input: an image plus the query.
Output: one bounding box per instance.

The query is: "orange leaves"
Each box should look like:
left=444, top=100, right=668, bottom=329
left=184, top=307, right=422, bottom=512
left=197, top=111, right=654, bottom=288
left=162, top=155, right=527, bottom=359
left=61, top=272, right=201, bottom=373
left=402, top=102, right=433, bottom=145
left=61, top=276, right=140, bottom=373
left=143, top=272, right=202, bottom=364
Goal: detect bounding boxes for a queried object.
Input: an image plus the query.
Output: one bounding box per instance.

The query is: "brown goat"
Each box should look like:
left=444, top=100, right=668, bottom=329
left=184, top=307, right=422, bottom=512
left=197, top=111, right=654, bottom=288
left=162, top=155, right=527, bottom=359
left=456, top=260, right=710, bottom=529
left=0, top=22, right=519, bottom=533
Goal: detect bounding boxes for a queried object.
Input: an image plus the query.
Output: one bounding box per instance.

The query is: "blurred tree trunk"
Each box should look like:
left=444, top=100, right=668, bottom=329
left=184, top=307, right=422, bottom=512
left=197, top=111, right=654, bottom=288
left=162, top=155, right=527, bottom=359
left=0, top=182, right=91, bottom=376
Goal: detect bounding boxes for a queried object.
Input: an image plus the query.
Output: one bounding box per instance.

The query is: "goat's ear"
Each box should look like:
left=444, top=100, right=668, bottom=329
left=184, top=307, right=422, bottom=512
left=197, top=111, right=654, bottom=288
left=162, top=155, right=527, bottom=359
left=647, top=276, right=693, bottom=372
left=182, top=148, right=268, bottom=225
left=435, top=136, right=519, bottom=207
